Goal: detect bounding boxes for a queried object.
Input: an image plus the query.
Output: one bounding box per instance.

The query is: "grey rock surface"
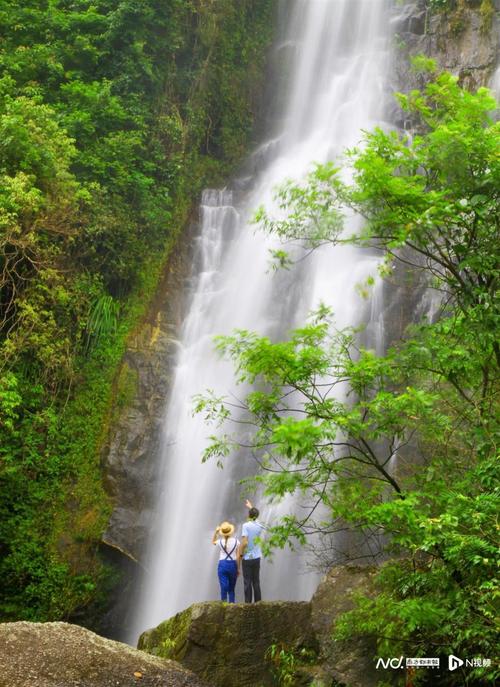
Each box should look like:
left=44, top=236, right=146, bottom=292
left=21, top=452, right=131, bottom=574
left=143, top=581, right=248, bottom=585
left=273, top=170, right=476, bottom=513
left=310, top=565, right=380, bottom=687
left=391, top=0, right=499, bottom=109
left=102, top=224, right=196, bottom=565
left=0, top=622, right=210, bottom=687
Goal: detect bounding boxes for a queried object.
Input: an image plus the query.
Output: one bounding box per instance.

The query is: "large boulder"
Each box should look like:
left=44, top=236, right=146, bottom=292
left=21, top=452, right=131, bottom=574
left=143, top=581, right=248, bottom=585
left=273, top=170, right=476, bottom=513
left=137, top=567, right=382, bottom=687
left=310, top=566, right=379, bottom=687
left=138, top=601, right=317, bottom=687
left=0, top=622, right=209, bottom=687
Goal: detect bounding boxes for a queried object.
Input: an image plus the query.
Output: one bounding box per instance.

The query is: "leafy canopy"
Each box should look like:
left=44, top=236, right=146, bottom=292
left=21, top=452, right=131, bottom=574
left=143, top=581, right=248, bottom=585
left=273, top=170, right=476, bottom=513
left=0, top=0, right=273, bottom=624
left=196, top=66, right=499, bottom=682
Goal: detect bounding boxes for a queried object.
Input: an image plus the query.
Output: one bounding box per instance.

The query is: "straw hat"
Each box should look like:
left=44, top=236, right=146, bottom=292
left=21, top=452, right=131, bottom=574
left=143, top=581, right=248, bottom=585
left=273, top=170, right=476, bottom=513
left=218, top=521, right=235, bottom=537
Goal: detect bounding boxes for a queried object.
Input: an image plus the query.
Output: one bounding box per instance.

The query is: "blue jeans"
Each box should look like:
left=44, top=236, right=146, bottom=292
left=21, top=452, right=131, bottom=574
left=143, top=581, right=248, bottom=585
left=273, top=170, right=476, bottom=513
left=217, top=559, right=238, bottom=602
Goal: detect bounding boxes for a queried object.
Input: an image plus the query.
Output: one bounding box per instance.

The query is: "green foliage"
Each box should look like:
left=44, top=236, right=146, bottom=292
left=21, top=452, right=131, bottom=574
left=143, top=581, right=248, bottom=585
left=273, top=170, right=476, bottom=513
left=254, top=163, right=344, bottom=248
left=335, top=454, right=498, bottom=679
left=425, top=0, right=462, bottom=11
left=479, top=0, right=495, bottom=33
left=0, top=373, right=22, bottom=432
left=0, top=0, right=274, bottom=624
left=424, top=0, right=495, bottom=36
left=426, top=0, right=452, bottom=10
left=257, top=67, right=499, bottom=374
left=266, top=643, right=317, bottom=687
left=84, top=295, right=120, bottom=353
left=197, top=69, right=499, bottom=682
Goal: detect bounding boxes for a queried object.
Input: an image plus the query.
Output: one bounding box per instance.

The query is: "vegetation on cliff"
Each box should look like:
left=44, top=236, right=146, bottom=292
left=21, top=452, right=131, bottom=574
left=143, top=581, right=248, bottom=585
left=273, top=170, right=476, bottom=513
left=0, top=0, right=273, bottom=625
left=426, top=0, right=496, bottom=35
left=197, top=64, right=499, bottom=684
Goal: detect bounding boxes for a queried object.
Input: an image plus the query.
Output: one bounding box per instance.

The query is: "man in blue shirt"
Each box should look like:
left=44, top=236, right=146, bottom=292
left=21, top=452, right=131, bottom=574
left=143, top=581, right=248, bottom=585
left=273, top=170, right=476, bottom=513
left=239, top=499, right=265, bottom=602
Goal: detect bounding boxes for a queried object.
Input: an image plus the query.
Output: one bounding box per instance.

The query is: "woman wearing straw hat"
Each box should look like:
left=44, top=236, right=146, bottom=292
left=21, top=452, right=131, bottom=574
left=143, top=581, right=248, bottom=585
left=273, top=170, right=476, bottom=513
left=212, top=521, right=240, bottom=603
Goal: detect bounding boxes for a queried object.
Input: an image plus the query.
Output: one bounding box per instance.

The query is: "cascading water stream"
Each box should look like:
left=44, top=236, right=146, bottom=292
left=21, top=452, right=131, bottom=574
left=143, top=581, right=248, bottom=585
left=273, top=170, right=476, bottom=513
left=129, top=0, right=393, bottom=643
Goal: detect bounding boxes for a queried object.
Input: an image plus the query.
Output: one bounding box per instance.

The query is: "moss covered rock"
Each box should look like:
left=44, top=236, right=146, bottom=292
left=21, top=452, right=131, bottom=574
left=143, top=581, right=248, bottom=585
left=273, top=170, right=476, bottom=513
left=137, top=567, right=383, bottom=687
left=138, top=601, right=317, bottom=687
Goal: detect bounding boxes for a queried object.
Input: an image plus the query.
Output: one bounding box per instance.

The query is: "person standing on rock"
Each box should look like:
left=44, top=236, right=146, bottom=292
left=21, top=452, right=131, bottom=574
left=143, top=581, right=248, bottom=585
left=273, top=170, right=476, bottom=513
left=239, top=499, right=266, bottom=603
left=212, top=521, right=240, bottom=603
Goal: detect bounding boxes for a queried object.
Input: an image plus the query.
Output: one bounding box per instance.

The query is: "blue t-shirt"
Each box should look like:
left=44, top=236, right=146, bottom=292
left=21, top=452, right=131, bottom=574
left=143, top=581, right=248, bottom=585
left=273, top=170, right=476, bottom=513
left=242, top=520, right=264, bottom=560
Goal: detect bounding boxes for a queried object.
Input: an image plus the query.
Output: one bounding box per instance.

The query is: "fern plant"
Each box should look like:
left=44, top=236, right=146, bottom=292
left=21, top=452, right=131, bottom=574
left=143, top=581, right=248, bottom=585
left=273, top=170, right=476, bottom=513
left=84, top=294, right=120, bottom=353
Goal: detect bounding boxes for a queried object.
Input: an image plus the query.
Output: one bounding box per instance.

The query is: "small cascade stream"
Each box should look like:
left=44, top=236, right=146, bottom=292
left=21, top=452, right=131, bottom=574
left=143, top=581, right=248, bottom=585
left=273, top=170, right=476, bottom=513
left=129, top=0, right=394, bottom=642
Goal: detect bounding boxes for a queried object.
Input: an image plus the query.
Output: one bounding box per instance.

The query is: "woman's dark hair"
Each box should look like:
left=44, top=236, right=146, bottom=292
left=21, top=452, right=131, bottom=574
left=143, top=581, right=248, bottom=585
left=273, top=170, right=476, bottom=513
left=249, top=507, right=259, bottom=519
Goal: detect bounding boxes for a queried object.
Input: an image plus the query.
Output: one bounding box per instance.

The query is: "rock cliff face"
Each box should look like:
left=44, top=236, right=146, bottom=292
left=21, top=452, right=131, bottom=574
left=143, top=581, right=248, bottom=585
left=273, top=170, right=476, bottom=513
left=392, top=0, right=499, bottom=97
left=0, top=622, right=209, bottom=687
left=97, top=224, right=197, bottom=638
left=310, top=566, right=379, bottom=687
left=138, top=566, right=379, bottom=687
left=102, top=224, right=196, bottom=566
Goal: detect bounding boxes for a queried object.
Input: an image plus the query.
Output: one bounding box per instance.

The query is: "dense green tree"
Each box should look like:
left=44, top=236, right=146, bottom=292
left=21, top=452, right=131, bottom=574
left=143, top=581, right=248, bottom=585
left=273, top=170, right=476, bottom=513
left=0, top=0, right=273, bottom=624
left=196, top=66, right=499, bottom=684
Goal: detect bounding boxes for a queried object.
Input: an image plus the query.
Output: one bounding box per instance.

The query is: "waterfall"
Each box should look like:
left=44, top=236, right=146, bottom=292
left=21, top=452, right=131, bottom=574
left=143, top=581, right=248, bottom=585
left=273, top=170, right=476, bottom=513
left=129, top=0, right=393, bottom=643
